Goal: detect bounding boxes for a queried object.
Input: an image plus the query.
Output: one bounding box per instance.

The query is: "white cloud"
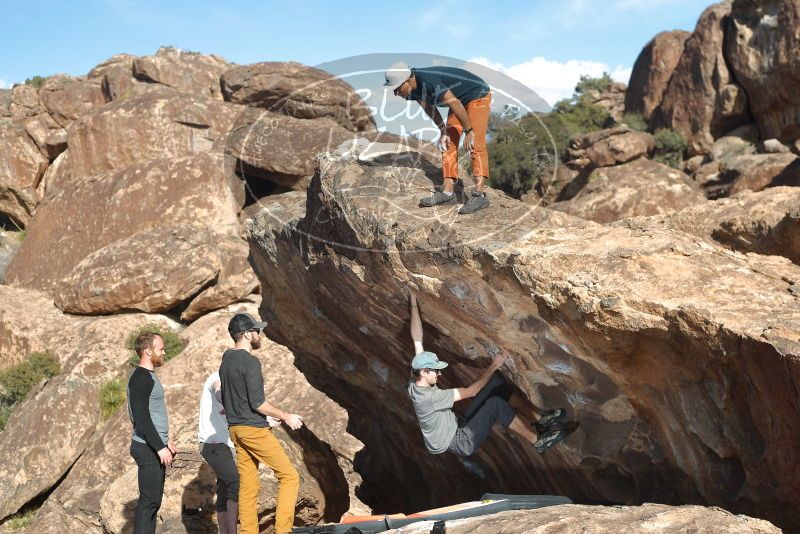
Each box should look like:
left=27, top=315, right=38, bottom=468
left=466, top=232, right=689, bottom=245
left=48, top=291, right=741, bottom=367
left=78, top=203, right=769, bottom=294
left=469, top=56, right=632, bottom=107
left=0, top=79, right=11, bottom=89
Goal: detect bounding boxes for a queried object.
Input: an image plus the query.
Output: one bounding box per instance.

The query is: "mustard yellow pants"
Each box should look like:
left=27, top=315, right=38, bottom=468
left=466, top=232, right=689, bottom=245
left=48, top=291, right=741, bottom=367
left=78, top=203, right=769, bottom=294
left=229, top=425, right=300, bottom=534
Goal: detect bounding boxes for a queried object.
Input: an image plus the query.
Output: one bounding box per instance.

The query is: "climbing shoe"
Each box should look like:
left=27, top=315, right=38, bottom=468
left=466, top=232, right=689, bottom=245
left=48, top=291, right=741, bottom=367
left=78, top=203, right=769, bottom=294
left=533, top=408, right=567, bottom=434
left=533, top=421, right=578, bottom=454
left=458, top=192, right=489, bottom=214
left=419, top=191, right=456, bottom=207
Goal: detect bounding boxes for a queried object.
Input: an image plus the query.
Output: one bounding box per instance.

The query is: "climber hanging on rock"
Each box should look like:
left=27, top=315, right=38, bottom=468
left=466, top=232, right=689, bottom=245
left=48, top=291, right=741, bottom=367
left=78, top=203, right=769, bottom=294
left=406, top=291, right=576, bottom=457
left=385, top=62, right=492, bottom=214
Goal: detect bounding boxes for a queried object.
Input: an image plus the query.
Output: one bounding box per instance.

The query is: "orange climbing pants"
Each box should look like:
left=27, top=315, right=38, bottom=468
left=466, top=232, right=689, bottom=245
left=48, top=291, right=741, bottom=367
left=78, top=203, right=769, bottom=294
left=442, top=92, right=491, bottom=180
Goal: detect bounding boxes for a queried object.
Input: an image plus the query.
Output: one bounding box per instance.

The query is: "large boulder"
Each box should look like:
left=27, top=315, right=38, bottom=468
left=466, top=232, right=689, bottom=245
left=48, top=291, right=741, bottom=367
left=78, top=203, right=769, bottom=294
left=131, top=46, right=230, bottom=100
left=21, top=301, right=367, bottom=533
left=5, top=153, right=241, bottom=293
left=66, top=92, right=243, bottom=177
left=617, top=187, right=800, bottom=266
left=0, top=375, right=99, bottom=520
left=54, top=224, right=222, bottom=315
left=726, top=0, right=800, bottom=144
left=221, top=62, right=376, bottom=132
left=9, top=84, right=41, bottom=120
left=22, top=112, right=66, bottom=160
left=245, top=140, right=800, bottom=530
left=382, top=505, right=780, bottom=534
left=708, top=124, right=758, bottom=166
left=180, top=234, right=259, bottom=321
left=551, top=158, right=705, bottom=223
left=0, top=124, right=48, bottom=226
left=625, top=31, right=692, bottom=123
left=566, top=127, right=654, bottom=170
left=655, top=2, right=752, bottom=156
left=39, top=74, right=107, bottom=128
left=226, top=107, right=355, bottom=189
left=705, top=152, right=799, bottom=198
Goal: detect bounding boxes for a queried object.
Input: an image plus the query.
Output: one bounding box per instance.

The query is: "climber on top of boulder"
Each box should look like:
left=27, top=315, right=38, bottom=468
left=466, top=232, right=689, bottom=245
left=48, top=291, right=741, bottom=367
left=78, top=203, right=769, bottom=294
left=385, top=62, right=492, bottom=215
left=406, top=291, right=576, bottom=457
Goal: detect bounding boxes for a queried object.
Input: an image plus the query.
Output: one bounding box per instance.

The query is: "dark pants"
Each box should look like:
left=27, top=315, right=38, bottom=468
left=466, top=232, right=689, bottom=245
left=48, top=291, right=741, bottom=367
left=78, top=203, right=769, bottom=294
left=130, top=440, right=166, bottom=534
left=449, top=375, right=516, bottom=457
left=200, top=442, right=240, bottom=511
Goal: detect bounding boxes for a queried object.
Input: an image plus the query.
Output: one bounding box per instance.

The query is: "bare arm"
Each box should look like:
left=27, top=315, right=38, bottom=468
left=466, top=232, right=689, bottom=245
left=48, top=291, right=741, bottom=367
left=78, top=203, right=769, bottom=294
left=439, top=89, right=471, bottom=130
left=410, top=291, right=424, bottom=354
left=418, top=100, right=447, bottom=134
left=454, top=353, right=508, bottom=402
left=254, top=400, right=303, bottom=430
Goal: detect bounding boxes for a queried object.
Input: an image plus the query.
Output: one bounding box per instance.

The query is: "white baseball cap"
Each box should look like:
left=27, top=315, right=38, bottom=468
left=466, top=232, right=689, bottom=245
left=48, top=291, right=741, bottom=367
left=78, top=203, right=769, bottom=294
left=384, top=62, right=412, bottom=87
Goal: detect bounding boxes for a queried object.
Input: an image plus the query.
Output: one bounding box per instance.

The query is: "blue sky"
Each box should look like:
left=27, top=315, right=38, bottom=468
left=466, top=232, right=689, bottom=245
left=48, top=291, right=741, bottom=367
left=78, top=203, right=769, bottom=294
left=1, top=0, right=713, bottom=105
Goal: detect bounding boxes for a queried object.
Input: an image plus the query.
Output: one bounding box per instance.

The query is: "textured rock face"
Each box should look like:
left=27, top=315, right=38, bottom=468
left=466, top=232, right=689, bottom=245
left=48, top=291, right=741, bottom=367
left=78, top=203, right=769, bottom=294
left=551, top=158, right=705, bottom=223
left=0, top=124, right=48, bottom=226
left=625, top=31, right=692, bottom=122
left=9, top=85, right=41, bottom=120
left=656, top=2, right=752, bottom=156
left=221, top=61, right=376, bottom=132
left=54, top=224, right=221, bottom=315
left=706, top=152, right=799, bottom=199
left=39, top=74, right=107, bottom=128
left=567, top=127, right=654, bottom=170
left=131, top=46, right=230, bottom=100
left=226, top=107, right=356, bottom=189
left=246, top=142, right=800, bottom=530
left=0, top=230, right=22, bottom=281
left=385, top=504, right=780, bottom=534
left=616, top=187, right=800, bottom=266
left=0, top=375, right=99, bottom=520
left=5, top=153, right=241, bottom=294
left=18, top=301, right=366, bottom=533
left=726, top=0, right=800, bottom=143
left=180, top=235, right=259, bottom=321
left=583, top=82, right=627, bottom=123
left=0, top=89, right=11, bottom=118
left=66, top=92, right=242, bottom=177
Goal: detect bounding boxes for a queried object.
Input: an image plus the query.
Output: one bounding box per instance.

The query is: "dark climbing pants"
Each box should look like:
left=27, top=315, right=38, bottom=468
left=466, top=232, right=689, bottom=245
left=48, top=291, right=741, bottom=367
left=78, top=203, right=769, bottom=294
left=200, top=442, right=240, bottom=511
left=448, top=375, right=516, bottom=456
left=130, top=440, right=166, bottom=534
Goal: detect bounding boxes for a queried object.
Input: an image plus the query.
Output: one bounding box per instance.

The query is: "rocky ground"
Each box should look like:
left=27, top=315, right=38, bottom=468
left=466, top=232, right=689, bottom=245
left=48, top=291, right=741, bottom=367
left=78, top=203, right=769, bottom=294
left=1, top=1, right=799, bottom=532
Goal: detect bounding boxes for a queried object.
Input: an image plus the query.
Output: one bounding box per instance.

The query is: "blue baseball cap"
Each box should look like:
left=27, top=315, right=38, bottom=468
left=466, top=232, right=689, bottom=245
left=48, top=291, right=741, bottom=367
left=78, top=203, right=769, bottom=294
left=411, top=351, right=449, bottom=370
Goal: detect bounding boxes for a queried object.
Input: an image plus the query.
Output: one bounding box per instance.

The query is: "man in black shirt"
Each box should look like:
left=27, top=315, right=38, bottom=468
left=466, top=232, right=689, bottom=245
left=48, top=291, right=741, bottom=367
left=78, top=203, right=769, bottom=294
left=219, top=313, right=303, bottom=534
left=127, top=332, right=176, bottom=534
left=385, top=62, right=492, bottom=214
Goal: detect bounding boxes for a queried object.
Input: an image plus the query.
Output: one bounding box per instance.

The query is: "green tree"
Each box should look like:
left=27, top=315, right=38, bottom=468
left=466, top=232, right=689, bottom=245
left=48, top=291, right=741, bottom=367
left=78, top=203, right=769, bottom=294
left=24, top=75, right=45, bottom=88
left=488, top=112, right=570, bottom=198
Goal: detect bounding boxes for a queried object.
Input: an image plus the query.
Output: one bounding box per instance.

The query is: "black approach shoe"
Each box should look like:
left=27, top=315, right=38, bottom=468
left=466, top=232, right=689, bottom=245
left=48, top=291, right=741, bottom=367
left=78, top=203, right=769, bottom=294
left=419, top=191, right=456, bottom=207
left=458, top=192, right=489, bottom=214
left=533, top=408, right=567, bottom=434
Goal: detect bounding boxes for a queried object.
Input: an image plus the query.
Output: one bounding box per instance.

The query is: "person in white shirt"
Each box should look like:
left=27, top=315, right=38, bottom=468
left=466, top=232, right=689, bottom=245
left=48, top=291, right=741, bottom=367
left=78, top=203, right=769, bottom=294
left=198, top=371, right=240, bottom=533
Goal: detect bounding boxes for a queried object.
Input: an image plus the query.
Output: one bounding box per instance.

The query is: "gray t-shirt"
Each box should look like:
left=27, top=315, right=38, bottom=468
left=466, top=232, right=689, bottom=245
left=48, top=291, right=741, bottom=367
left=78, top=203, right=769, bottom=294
left=407, top=382, right=457, bottom=454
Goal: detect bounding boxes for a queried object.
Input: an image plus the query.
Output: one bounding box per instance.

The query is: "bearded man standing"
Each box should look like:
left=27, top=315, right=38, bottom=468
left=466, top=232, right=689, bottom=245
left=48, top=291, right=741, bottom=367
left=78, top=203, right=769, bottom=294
left=127, top=332, right=176, bottom=534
